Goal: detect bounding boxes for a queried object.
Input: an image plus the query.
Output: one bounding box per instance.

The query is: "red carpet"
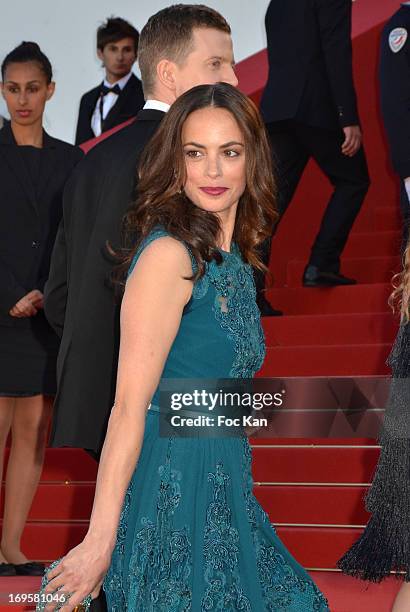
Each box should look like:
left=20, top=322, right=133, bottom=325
left=0, top=573, right=400, bottom=611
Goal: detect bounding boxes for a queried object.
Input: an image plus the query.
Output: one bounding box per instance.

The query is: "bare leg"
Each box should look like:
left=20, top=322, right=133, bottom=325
left=1, top=395, right=52, bottom=563
left=392, top=582, right=410, bottom=612
left=0, top=398, right=15, bottom=563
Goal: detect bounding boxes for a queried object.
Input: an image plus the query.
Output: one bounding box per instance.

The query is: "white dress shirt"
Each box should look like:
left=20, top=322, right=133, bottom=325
left=91, top=72, right=133, bottom=137
left=143, top=100, right=171, bottom=113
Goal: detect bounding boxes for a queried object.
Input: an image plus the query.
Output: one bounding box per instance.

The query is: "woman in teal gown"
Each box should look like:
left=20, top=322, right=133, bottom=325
left=38, top=83, right=328, bottom=611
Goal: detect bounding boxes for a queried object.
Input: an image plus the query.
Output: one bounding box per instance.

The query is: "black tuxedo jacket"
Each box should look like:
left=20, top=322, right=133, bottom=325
left=75, top=73, right=145, bottom=145
left=0, top=123, right=83, bottom=327
left=45, top=109, right=165, bottom=454
left=260, top=0, right=359, bottom=129
left=380, top=5, right=410, bottom=179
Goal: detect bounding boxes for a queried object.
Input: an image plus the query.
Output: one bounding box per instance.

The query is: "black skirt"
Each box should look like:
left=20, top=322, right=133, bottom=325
left=337, top=323, right=410, bottom=581
left=0, top=312, right=59, bottom=396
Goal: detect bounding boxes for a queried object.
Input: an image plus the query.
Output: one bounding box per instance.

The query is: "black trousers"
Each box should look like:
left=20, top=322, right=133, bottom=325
left=400, top=180, right=410, bottom=249
left=256, top=120, right=370, bottom=292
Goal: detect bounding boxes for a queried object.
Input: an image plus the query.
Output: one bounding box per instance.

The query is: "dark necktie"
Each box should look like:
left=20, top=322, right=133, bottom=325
left=101, top=84, right=121, bottom=96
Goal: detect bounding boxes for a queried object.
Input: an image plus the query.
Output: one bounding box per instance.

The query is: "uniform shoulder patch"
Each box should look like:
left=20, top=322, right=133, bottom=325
left=389, top=27, right=408, bottom=53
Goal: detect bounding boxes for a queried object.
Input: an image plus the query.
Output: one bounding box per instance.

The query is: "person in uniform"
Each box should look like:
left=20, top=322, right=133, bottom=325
left=257, top=0, right=370, bottom=314
left=0, top=42, right=82, bottom=576
left=75, top=17, right=144, bottom=145
left=379, top=2, right=410, bottom=244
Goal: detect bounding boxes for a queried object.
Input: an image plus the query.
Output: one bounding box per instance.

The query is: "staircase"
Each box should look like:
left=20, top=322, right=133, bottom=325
left=0, top=207, right=402, bottom=602
left=1, top=3, right=405, bottom=609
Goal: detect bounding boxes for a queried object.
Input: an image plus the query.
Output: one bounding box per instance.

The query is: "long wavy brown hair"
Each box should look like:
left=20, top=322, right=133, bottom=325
left=112, top=82, right=278, bottom=291
left=389, top=237, right=410, bottom=323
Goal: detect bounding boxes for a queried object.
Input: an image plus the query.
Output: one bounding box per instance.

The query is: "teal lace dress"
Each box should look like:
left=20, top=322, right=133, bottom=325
left=103, top=229, right=328, bottom=611
left=38, top=228, right=329, bottom=611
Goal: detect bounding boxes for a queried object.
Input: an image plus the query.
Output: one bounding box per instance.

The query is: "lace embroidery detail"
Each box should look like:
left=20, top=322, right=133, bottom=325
left=127, top=440, right=192, bottom=611
left=207, top=253, right=265, bottom=378
left=129, top=231, right=264, bottom=379
left=241, top=441, right=329, bottom=611
left=201, top=463, right=252, bottom=611
left=103, top=479, right=134, bottom=610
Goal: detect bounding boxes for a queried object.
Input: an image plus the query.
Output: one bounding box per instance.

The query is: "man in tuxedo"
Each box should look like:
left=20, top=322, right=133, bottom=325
left=75, top=17, right=144, bottom=145
left=45, top=4, right=237, bottom=456
left=258, top=0, right=370, bottom=312
left=380, top=2, right=410, bottom=244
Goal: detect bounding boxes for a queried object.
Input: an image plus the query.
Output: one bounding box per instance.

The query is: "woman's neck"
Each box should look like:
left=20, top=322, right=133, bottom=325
left=217, top=207, right=237, bottom=253
left=11, top=121, right=43, bottom=148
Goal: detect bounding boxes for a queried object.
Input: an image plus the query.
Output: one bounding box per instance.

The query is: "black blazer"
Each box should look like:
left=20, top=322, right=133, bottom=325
left=75, top=73, right=145, bottom=145
left=0, top=123, right=83, bottom=328
left=45, top=108, right=164, bottom=454
left=260, top=0, right=359, bottom=129
left=380, top=5, right=410, bottom=179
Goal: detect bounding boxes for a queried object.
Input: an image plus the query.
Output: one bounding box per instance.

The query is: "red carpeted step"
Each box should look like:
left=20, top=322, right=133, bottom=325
left=260, top=343, right=391, bottom=375
left=373, top=206, right=402, bottom=231
left=251, top=444, right=380, bottom=483
left=251, top=437, right=377, bottom=446
left=344, top=230, right=402, bottom=257
left=277, top=525, right=364, bottom=568
left=262, top=312, right=397, bottom=346
left=265, top=283, right=391, bottom=315
left=255, top=484, right=370, bottom=524
left=10, top=521, right=88, bottom=562
left=0, top=577, right=40, bottom=611
left=0, top=483, right=94, bottom=521
left=286, top=256, right=401, bottom=287
left=3, top=448, right=97, bottom=482
left=311, top=572, right=400, bottom=612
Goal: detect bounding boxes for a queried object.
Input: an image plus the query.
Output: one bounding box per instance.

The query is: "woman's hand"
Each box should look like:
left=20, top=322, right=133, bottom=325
left=42, top=537, right=112, bottom=612
left=9, top=290, right=43, bottom=317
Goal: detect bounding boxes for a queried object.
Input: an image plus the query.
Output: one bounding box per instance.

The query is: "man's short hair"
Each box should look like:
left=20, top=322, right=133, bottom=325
left=138, top=4, right=231, bottom=96
left=97, top=17, right=140, bottom=53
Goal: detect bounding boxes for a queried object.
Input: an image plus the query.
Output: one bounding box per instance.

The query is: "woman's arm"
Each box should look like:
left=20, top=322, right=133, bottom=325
left=87, top=236, right=193, bottom=542
left=43, top=235, right=193, bottom=611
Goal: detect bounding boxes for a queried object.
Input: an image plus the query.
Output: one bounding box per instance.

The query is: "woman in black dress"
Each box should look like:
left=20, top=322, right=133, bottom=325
left=338, top=236, right=410, bottom=611
left=0, top=42, right=83, bottom=576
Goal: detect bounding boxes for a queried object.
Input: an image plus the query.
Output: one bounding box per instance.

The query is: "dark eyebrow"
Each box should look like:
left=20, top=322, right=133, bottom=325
left=220, top=141, right=244, bottom=148
left=6, top=80, right=41, bottom=85
left=184, top=141, right=244, bottom=148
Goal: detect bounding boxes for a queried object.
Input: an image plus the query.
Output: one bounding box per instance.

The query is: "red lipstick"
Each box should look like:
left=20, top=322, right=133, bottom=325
left=200, top=187, right=228, bottom=196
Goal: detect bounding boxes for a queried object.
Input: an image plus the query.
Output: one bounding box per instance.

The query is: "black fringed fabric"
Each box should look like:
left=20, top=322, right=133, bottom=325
left=337, top=323, right=410, bottom=582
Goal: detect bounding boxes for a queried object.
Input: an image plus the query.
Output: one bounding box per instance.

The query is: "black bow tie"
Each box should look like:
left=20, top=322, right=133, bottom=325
left=101, top=84, right=121, bottom=96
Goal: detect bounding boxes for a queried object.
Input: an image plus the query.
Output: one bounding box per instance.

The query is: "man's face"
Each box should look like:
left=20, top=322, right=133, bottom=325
left=98, top=37, right=137, bottom=82
left=174, top=28, right=238, bottom=96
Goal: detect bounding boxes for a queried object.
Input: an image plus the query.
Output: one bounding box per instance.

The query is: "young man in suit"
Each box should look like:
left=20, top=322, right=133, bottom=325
left=75, top=17, right=144, bottom=145
left=380, top=2, right=410, bottom=246
left=257, top=0, right=370, bottom=313
left=45, top=4, right=237, bottom=457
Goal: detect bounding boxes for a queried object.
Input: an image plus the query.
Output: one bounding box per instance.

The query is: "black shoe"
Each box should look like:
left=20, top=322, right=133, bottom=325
left=0, top=563, right=16, bottom=576
left=14, top=561, right=45, bottom=576
left=256, top=293, right=283, bottom=316
left=302, top=265, right=357, bottom=287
